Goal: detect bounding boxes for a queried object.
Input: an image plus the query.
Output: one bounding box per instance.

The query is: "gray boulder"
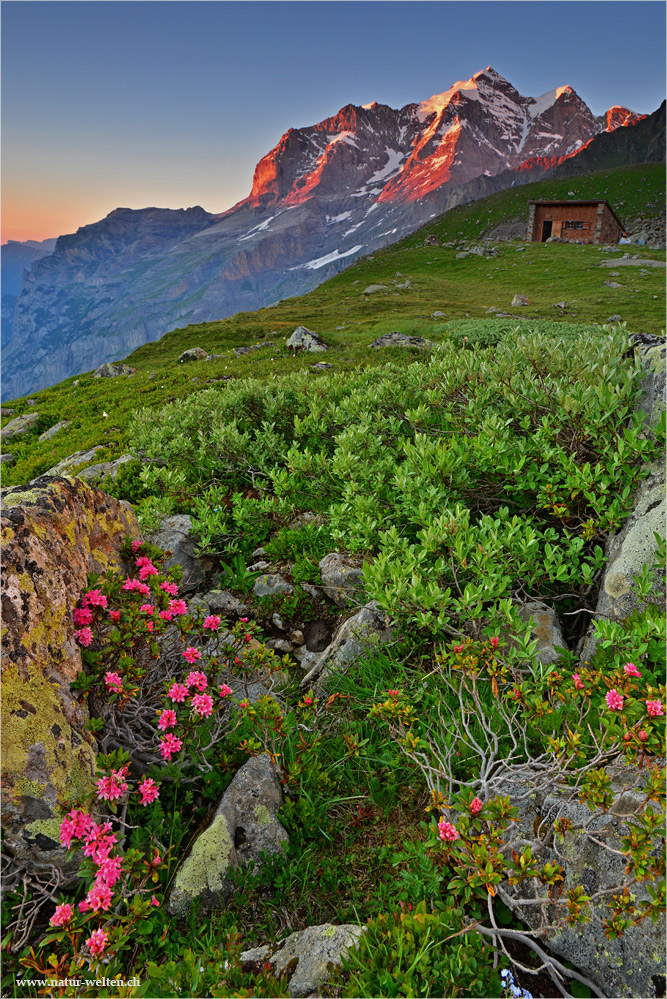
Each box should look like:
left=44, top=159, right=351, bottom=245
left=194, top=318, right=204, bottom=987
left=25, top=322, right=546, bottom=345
left=319, top=553, right=365, bottom=607
left=178, top=347, right=208, bottom=363
left=582, top=342, right=665, bottom=662
left=38, top=420, right=70, bottom=442
left=362, top=284, right=387, bottom=294
left=78, top=454, right=134, bottom=485
left=148, top=514, right=208, bottom=592
left=515, top=600, right=566, bottom=667
left=1, top=408, right=15, bottom=417
left=253, top=573, right=294, bottom=598
left=241, top=923, right=364, bottom=998
left=311, top=362, right=333, bottom=370
left=168, top=755, right=288, bottom=915
left=368, top=332, right=435, bottom=349
left=286, top=326, right=327, bottom=353
left=45, top=446, right=104, bottom=476
left=1, top=453, right=15, bottom=466
left=606, top=314, right=623, bottom=322
left=1, top=412, right=39, bottom=439
left=301, top=601, right=394, bottom=691
left=92, top=362, right=136, bottom=379
left=603, top=280, right=622, bottom=288
left=203, top=588, right=251, bottom=619
left=502, top=767, right=665, bottom=998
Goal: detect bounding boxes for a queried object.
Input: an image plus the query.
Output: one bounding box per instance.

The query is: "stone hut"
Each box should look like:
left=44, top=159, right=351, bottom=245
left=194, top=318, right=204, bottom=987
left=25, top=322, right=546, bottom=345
left=527, top=200, right=625, bottom=244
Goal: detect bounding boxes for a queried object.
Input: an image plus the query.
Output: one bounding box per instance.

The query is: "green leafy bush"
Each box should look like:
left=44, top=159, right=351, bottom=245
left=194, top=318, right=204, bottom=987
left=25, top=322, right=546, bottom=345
left=340, top=901, right=502, bottom=998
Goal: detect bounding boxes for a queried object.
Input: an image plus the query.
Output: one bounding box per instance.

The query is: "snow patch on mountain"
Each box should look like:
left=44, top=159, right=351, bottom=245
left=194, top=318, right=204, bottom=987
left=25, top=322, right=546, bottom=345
left=295, top=244, right=364, bottom=270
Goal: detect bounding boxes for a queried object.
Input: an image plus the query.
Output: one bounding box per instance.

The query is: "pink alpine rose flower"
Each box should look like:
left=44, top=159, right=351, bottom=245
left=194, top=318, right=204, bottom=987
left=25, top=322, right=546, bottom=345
left=158, top=708, right=177, bottom=730
left=161, top=580, right=179, bottom=596
left=73, top=606, right=93, bottom=627
left=219, top=684, right=233, bottom=698
left=203, top=614, right=221, bottom=630
left=182, top=646, right=202, bottom=665
left=138, top=777, right=160, bottom=805
left=104, top=672, right=123, bottom=693
left=167, top=682, right=189, bottom=703
left=75, top=627, right=94, bottom=647
left=646, top=699, right=664, bottom=717
left=437, top=819, right=459, bottom=842
left=192, top=692, right=214, bottom=718
left=169, top=599, right=188, bottom=616
left=83, top=589, right=108, bottom=609
left=160, top=733, right=183, bottom=760
left=606, top=689, right=624, bottom=711
left=139, top=604, right=155, bottom=615
left=95, top=768, right=129, bottom=802
left=469, top=797, right=483, bottom=814
left=86, top=928, right=109, bottom=958
left=109, top=609, right=121, bottom=623
left=94, top=855, right=123, bottom=887
left=624, top=662, right=642, bottom=677
left=489, top=637, right=499, bottom=649
left=572, top=674, right=585, bottom=691
left=50, top=903, right=74, bottom=927
left=186, top=670, right=207, bottom=690
left=159, top=609, right=174, bottom=621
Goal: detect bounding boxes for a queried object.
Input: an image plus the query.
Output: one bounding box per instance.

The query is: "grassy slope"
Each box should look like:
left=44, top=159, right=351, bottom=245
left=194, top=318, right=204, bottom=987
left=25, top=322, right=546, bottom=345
left=2, top=162, right=664, bottom=488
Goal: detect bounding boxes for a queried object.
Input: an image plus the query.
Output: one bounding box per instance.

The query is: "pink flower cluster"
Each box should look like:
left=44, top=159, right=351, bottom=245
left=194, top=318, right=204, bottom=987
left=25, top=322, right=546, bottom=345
left=624, top=662, right=642, bottom=678
left=75, top=627, right=94, bottom=647
left=572, top=673, right=585, bottom=691
left=183, top=647, right=202, bottom=665
left=160, top=580, right=179, bottom=596
left=186, top=671, right=207, bottom=691
left=73, top=606, right=93, bottom=627
left=122, top=577, right=151, bottom=596
left=606, top=689, right=624, bottom=711
left=136, top=556, right=158, bottom=580
left=469, top=797, right=483, bottom=815
left=95, top=766, right=129, bottom=803
left=160, top=733, right=183, bottom=761
left=437, top=819, right=459, bottom=842
left=203, top=615, right=221, bottom=631
left=83, top=589, right=108, bottom=609
left=87, top=927, right=109, bottom=959
left=104, top=672, right=123, bottom=693
left=138, top=777, right=160, bottom=805
left=646, top=699, right=664, bottom=717
left=50, top=902, right=73, bottom=927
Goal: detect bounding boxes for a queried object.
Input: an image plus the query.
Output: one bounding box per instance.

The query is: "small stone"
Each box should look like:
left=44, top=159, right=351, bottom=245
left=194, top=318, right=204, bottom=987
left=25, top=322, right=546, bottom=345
left=603, top=281, right=621, bottom=288
left=606, top=315, right=623, bottom=322
left=362, top=284, right=387, bottom=294
left=1, top=408, right=15, bottom=417
left=253, top=574, right=294, bottom=598
left=248, top=560, right=270, bottom=572
left=203, top=589, right=250, bottom=618
left=511, top=294, right=530, bottom=306
left=289, top=629, right=305, bottom=646
left=311, top=362, right=333, bottom=370
left=178, top=347, right=208, bottom=363
left=1, top=453, right=15, bottom=465
left=92, top=362, right=136, bottom=379
left=268, top=639, right=294, bottom=653
left=432, top=311, right=446, bottom=318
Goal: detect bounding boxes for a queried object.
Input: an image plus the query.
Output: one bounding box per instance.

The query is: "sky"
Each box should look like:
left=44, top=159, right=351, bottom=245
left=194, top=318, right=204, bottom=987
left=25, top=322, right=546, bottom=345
left=2, top=0, right=665, bottom=243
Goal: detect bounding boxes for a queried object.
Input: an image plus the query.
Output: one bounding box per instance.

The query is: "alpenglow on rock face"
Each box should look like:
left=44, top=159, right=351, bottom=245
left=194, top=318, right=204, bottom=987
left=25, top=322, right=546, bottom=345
left=4, top=68, right=649, bottom=398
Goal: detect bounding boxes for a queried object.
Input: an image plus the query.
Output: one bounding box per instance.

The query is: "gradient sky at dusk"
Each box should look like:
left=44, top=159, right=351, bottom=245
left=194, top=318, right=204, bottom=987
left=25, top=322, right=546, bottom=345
left=2, top=1, right=665, bottom=242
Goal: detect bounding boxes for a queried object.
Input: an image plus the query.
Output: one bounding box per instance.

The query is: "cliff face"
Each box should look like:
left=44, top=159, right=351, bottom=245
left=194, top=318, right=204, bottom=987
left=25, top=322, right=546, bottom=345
left=3, top=68, right=651, bottom=399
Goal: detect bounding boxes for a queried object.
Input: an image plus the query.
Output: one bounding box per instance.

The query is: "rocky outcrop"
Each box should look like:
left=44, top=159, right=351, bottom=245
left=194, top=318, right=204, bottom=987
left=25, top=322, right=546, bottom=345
left=92, top=362, right=136, bottom=379
left=502, top=766, right=666, bottom=999
left=168, top=754, right=288, bottom=915
left=515, top=600, right=566, bottom=667
left=319, top=553, right=365, bottom=607
left=37, top=421, right=70, bottom=442
left=301, top=601, right=394, bottom=691
left=178, top=347, right=209, bottom=363
left=582, top=341, right=665, bottom=661
left=77, top=454, right=134, bottom=486
left=1, top=476, right=140, bottom=873
left=241, top=923, right=364, bottom=998
left=1, top=413, right=39, bottom=438
left=368, top=332, right=435, bottom=349
left=252, top=573, right=294, bottom=598
left=286, top=326, right=327, bottom=353
left=148, top=514, right=210, bottom=593
left=45, top=446, right=104, bottom=477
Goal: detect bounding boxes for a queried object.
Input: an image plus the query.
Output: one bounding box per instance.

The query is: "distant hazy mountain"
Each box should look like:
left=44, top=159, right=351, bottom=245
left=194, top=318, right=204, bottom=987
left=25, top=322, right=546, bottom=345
left=3, top=68, right=651, bottom=399
left=1, top=237, right=57, bottom=348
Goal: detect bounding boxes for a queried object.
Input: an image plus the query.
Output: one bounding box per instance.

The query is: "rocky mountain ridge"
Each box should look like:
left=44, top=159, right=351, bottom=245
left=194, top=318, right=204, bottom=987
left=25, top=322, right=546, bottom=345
left=3, top=67, right=652, bottom=399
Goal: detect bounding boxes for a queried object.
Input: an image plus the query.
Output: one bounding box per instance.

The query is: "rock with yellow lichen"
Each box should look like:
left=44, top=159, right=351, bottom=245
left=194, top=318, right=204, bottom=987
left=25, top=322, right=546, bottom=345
left=1, top=474, right=141, bottom=874
left=168, top=754, right=288, bottom=915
